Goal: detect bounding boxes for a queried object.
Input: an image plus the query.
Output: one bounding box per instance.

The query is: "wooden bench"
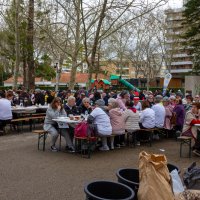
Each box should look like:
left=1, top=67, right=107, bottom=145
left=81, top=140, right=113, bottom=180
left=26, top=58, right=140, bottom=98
left=138, top=128, right=155, bottom=147
left=11, top=115, right=45, bottom=132
left=32, top=130, right=48, bottom=151
left=177, top=136, right=192, bottom=158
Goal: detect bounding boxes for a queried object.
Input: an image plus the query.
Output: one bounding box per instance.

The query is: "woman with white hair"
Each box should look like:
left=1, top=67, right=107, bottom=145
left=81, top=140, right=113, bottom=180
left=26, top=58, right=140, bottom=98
left=108, top=98, right=125, bottom=149
left=87, top=99, right=112, bottom=151
left=78, top=97, right=92, bottom=115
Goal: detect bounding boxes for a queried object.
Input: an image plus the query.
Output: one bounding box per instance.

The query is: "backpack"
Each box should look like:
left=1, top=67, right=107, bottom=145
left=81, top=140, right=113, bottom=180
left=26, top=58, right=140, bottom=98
left=74, top=121, right=97, bottom=138
left=170, top=112, right=177, bottom=125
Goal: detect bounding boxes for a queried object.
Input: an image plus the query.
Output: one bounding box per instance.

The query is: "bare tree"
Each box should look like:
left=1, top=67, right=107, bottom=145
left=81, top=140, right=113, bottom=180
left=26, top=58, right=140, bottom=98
left=26, top=0, right=35, bottom=89
left=13, top=0, right=20, bottom=89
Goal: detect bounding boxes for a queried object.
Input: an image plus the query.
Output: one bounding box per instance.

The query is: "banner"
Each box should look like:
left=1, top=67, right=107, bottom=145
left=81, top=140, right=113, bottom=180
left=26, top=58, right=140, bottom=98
left=163, top=73, right=172, bottom=95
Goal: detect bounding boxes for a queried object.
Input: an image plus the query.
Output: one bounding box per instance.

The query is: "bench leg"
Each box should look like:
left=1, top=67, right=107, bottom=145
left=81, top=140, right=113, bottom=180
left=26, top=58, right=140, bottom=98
left=59, top=132, right=62, bottom=151
left=180, top=139, right=192, bottom=158
left=43, top=133, right=46, bottom=151
left=38, top=134, right=40, bottom=150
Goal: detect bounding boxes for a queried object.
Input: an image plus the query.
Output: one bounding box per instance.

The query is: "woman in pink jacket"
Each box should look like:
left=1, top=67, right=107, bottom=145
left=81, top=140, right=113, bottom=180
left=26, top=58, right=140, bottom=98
left=116, top=91, right=130, bottom=111
left=163, top=97, right=173, bottom=130
left=108, top=98, right=125, bottom=149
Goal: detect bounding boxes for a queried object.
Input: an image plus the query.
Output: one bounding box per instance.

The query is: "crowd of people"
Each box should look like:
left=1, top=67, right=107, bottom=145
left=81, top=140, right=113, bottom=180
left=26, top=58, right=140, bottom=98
left=0, top=88, right=200, bottom=156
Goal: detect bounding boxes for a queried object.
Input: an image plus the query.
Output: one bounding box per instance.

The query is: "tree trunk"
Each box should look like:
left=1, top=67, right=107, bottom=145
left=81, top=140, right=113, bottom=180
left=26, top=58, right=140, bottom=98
left=69, top=58, right=77, bottom=90
left=27, top=0, right=35, bottom=90
left=13, top=0, right=20, bottom=90
left=69, top=0, right=81, bottom=89
left=22, top=47, right=27, bottom=88
left=88, top=0, right=108, bottom=89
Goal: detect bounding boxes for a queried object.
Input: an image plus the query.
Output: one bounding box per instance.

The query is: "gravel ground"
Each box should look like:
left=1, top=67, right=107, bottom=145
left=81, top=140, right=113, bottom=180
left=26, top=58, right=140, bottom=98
left=0, top=132, right=199, bottom=200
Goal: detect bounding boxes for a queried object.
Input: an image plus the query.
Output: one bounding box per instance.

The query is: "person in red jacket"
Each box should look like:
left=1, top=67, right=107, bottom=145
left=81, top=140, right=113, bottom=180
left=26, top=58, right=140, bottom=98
left=182, top=102, right=200, bottom=156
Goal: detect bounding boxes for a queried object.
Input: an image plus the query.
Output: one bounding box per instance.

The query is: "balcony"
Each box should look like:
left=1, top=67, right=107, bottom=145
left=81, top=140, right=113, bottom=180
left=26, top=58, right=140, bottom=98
left=166, top=16, right=184, bottom=21
left=171, top=69, right=192, bottom=73
left=171, top=61, right=193, bottom=65
left=172, top=54, right=191, bottom=58
left=166, top=39, right=185, bottom=44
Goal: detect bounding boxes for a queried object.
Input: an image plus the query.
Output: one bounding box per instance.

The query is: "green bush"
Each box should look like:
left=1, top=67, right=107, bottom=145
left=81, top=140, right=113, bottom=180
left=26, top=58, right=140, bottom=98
left=0, top=86, right=12, bottom=90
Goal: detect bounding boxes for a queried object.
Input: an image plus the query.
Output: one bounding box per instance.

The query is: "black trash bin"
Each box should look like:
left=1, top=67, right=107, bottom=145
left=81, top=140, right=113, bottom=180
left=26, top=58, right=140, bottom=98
left=116, top=169, right=139, bottom=200
left=84, top=181, right=135, bottom=200
left=167, top=163, right=180, bottom=174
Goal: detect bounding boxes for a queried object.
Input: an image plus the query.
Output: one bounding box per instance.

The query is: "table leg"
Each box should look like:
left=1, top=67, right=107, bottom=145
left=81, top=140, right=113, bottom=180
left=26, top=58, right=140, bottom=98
left=59, top=129, right=62, bottom=151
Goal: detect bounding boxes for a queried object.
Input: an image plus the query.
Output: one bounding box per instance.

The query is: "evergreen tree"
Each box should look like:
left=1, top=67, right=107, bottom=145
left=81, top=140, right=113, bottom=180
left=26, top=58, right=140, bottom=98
left=183, top=0, right=200, bottom=74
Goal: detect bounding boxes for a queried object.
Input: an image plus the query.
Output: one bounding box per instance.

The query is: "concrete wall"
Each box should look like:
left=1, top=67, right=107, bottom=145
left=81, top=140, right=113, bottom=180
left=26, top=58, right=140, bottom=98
left=185, top=76, right=200, bottom=96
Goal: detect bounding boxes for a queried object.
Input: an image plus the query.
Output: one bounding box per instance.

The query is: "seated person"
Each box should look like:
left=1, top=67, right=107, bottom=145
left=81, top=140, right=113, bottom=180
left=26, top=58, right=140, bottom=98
left=147, top=94, right=155, bottom=108
left=133, top=97, right=142, bottom=111
left=151, top=95, right=165, bottom=128
left=163, top=97, right=173, bottom=131
left=108, top=98, right=125, bottom=149
left=138, top=101, right=155, bottom=144
left=184, top=95, right=193, bottom=112
left=43, top=97, right=75, bottom=152
left=64, top=96, right=79, bottom=115
left=87, top=99, right=112, bottom=151
left=182, top=102, right=200, bottom=156
left=78, top=97, right=92, bottom=115
left=0, top=91, right=13, bottom=133
left=173, top=99, right=185, bottom=134
left=123, top=101, right=140, bottom=132
left=139, top=101, right=155, bottom=129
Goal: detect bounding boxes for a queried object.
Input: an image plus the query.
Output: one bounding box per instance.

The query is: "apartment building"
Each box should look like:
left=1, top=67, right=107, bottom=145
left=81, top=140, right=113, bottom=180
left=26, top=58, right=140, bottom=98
left=165, top=6, right=193, bottom=78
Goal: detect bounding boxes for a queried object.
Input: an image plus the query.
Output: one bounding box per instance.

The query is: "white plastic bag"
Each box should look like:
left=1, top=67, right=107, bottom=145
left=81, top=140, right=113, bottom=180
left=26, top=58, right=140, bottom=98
left=171, top=169, right=185, bottom=194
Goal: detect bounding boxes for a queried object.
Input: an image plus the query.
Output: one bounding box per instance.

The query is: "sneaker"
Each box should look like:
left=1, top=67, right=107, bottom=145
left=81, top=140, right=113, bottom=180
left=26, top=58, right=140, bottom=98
left=110, top=145, right=114, bottom=150
left=115, top=144, right=121, bottom=149
left=51, top=146, right=58, bottom=152
left=120, top=142, right=126, bottom=147
left=99, top=146, right=109, bottom=151
left=136, top=142, right=140, bottom=146
left=68, top=147, right=75, bottom=153
left=193, top=149, right=200, bottom=156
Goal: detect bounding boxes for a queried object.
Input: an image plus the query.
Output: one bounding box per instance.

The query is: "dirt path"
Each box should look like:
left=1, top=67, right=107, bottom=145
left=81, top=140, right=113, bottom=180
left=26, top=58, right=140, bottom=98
left=0, top=133, right=199, bottom=200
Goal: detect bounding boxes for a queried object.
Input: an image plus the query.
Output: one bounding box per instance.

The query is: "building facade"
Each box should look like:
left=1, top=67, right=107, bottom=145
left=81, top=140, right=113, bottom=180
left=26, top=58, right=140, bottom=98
left=165, top=7, right=193, bottom=79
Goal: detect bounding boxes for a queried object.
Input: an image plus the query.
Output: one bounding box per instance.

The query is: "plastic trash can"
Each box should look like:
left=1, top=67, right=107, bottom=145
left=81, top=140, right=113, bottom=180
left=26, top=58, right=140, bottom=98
left=116, top=168, right=139, bottom=200
left=84, top=180, right=135, bottom=200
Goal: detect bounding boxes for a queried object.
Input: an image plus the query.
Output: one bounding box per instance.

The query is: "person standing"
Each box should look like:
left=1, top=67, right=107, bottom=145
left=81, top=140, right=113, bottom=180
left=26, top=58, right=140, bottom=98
left=146, top=94, right=155, bottom=108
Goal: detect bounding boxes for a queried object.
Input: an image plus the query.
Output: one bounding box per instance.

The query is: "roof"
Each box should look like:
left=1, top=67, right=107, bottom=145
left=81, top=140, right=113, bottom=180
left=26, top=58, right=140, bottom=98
left=91, top=79, right=111, bottom=85
left=52, top=73, right=89, bottom=83
left=4, top=77, right=49, bottom=83
left=4, top=73, right=109, bottom=84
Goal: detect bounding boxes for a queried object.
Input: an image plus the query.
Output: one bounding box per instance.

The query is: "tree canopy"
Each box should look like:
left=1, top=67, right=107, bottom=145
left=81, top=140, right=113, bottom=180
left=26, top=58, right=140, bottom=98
left=183, top=0, right=200, bottom=74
